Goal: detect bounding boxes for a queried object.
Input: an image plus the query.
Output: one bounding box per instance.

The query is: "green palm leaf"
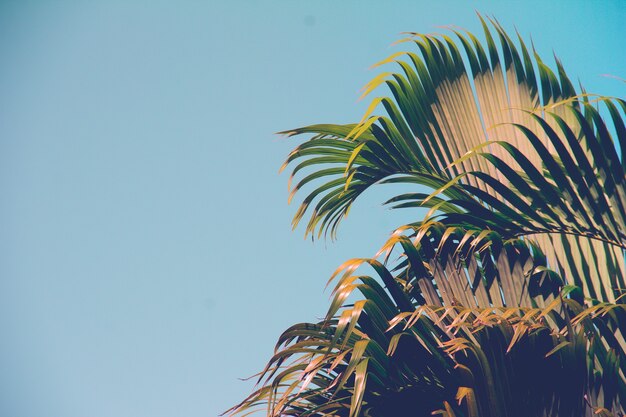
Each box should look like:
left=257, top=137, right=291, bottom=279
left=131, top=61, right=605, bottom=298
left=283, top=17, right=625, bottom=302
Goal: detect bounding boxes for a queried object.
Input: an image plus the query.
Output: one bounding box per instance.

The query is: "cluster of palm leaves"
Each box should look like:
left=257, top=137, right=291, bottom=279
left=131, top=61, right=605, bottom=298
left=228, top=17, right=626, bottom=417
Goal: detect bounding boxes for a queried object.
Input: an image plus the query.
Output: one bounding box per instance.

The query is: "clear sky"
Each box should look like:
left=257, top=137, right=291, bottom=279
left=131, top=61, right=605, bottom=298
left=1, top=1, right=625, bottom=417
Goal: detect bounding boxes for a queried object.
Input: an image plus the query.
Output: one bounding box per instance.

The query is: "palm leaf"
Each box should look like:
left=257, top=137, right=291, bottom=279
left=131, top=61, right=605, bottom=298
left=282, top=18, right=626, bottom=302
left=228, top=228, right=626, bottom=416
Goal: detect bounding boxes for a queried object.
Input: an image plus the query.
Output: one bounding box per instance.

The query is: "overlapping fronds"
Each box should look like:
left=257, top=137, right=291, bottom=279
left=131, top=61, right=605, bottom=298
left=229, top=15, right=626, bottom=417
left=228, top=229, right=626, bottom=416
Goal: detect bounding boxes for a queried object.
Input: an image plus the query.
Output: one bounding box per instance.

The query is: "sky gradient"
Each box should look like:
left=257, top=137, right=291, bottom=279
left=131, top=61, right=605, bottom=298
left=1, top=1, right=625, bottom=416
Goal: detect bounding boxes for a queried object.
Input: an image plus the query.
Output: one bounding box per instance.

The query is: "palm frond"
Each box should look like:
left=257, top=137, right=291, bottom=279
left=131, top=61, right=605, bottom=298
left=282, top=18, right=626, bottom=302
left=228, top=227, right=626, bottom=416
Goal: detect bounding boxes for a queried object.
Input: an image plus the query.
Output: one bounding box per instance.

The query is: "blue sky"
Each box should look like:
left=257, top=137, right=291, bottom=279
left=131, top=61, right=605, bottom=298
left=1, top=1, right=625, bottom=417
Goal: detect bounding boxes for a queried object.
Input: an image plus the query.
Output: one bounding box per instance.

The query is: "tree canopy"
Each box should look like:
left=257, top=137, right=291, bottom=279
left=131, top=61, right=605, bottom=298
left=228, top=16, right=626, bottom=417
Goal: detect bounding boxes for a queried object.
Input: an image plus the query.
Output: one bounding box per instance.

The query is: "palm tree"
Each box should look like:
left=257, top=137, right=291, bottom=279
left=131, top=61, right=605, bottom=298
left=227, top=16, right=626, bottom=417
